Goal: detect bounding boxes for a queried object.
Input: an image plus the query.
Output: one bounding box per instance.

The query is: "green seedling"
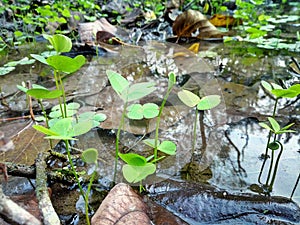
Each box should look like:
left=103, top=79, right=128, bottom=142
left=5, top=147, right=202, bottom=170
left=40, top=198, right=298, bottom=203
left=259, top=117, right=295, bottom=192
left=31, top=34, right=85, bottom=118
left=258, top=80, right=300, bottom=193
left=106, top=70, right=156, bottom=183
left=112, top=72, right=177, bottom=190
left=22, top=34, right=100, bottom=225
left=177, top=89, right=221, bottom=154
left=259, top=117, right=295, bottom=135
left=81, top=148, right=99, bottom=223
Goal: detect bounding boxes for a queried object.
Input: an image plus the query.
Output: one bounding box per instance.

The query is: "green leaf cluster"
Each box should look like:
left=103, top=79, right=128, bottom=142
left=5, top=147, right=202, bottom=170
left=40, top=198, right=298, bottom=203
left=259, top=117, right=295, bottom=135
left=261, top=81, right=300, bottom=99
left=127, top=103, right=159, bottom=120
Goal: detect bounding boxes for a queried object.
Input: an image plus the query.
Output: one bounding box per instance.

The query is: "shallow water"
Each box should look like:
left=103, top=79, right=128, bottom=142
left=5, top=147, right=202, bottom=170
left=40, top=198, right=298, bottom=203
left=0, top=40, right=299, bottom=224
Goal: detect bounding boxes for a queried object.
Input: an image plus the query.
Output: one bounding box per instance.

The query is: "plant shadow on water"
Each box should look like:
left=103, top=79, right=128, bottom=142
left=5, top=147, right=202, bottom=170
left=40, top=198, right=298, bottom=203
left=0, top=37, right=299, bottom=224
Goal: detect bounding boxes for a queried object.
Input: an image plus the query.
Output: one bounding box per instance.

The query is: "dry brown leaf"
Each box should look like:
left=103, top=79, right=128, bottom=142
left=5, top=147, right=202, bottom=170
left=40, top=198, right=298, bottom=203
left=172, top=10, right=228, bottom=40
left=79, top=18, right=117, bottom=44
left=91, top=183, right=151, bottom=225
left=209, top=14, right=242, bottom=27
left=0, top=123, right=54, bottom=165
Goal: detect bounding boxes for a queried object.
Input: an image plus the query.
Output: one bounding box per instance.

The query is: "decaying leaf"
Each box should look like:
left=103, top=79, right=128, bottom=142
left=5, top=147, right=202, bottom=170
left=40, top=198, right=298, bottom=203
left=78, top=18, right=117, bottom=44
left=172, top=10, right=228, bottom=40
left=91, top=183, right=151, bottom=225
left=209, top=14, right=242, bottom=27
left=0, top=123, right=55, bottom=165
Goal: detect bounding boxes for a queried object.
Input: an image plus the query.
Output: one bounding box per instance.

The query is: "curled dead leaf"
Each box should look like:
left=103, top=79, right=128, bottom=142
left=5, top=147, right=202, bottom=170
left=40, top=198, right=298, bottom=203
left=209, top=14, right=242, bottom=27
left=172, top=10, right=229, bottom=40
left=91, top=183, right=151, bottom=225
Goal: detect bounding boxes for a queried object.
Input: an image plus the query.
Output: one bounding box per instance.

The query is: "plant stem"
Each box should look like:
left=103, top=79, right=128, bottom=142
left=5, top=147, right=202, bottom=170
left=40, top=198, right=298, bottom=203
left=58, top=72, right=68, bottom=118
left=258, top=98, right=279, bottom=184
left=64, top=140, right=90, bottom=225
left=191, top=109, right=198, bottom=156
left=38, top=99, right=53, bottom=149
left=54, top=70, right=65, bottom=118
left=114, top=102, right=128, bottom=183
left=266, top=135, right=277, bottom=185
left=268, top=141, right=283, bottom=192
left=154, top=85, right=173, bottom=161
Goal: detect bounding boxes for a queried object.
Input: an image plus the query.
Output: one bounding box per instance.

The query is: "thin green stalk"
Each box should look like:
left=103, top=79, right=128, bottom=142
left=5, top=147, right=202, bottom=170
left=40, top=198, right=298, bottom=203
left=38, top=99, right=53, bottom=149
left=191, top=109, right=198, bottom=155
left=266, top=134, right=277, bottom=185
left=85, top=169, right=97, bottom=223
left=58, top=72, right=68, bottom=118
left=64, top=140, right=90, bottom=225
left=113, top=102, right=128, bottom=183
left=268, top=141, right=283, bottom=192
left=53, top=70, right=65, bottom=118
left=258, top=98, right=279, bottom=184
left=154, top=85, right=174, bottom=161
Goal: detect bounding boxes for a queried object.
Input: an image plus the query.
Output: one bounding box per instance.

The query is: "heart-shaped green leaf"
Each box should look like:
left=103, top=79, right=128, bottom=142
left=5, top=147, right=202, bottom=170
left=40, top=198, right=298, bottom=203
left=158, top=140, right=176, bottom=155
left=46, top=55, right=85, bottom=73
left=127, top=104, right=143, bottom=120
left=122, top=163, right=156, bottom=183
left=143, top=103, right=159, bottom=119
left=82, top=148, right=98, bottom=164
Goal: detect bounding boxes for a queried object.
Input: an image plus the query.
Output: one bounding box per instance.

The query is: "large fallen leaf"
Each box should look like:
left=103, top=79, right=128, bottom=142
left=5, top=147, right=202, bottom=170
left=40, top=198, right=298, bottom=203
left=0, top=122, right=55, bottom=165
left=91, top=183, right=151, bottom=225
left=172, top=10, right=228, bottom=40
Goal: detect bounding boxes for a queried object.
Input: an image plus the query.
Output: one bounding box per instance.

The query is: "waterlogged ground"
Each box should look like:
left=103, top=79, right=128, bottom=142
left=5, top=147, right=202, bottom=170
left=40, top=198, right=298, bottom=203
left=0, top=39, right=299, bottom=224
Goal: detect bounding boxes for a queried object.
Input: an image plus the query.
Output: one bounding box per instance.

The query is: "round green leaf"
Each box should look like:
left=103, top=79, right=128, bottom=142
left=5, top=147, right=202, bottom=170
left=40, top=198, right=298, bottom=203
left=82, top=148, right=98, bottom=164
left=268, top=142, right=280, bottom=150
left=93, top=113, right=107, bottom=122
left=197, top=95, right=221, bottom=110
left=127, top=104, right=143, bottom=120
left=143, top=103, right=159, bottom=119
left=46, top=55, right=86, bottom=73
left=178, top=90, right=201, bottom=107
left=67, top=102, right=81, bottom=110
left=122, top=163, right=156, bottom=183
left=158, top=140, right=176, bottom=155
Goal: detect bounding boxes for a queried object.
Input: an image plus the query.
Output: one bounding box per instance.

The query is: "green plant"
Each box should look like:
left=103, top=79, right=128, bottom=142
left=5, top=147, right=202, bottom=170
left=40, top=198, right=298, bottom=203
left=258, top=80, right=300, bottom=192
left=177, top=89, right=221, bottom=154
left=18, top=34, right=104, bottom=225
left=106, top=70, right=178, bottom=191
left=106, top=70, right=156, bottom=183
